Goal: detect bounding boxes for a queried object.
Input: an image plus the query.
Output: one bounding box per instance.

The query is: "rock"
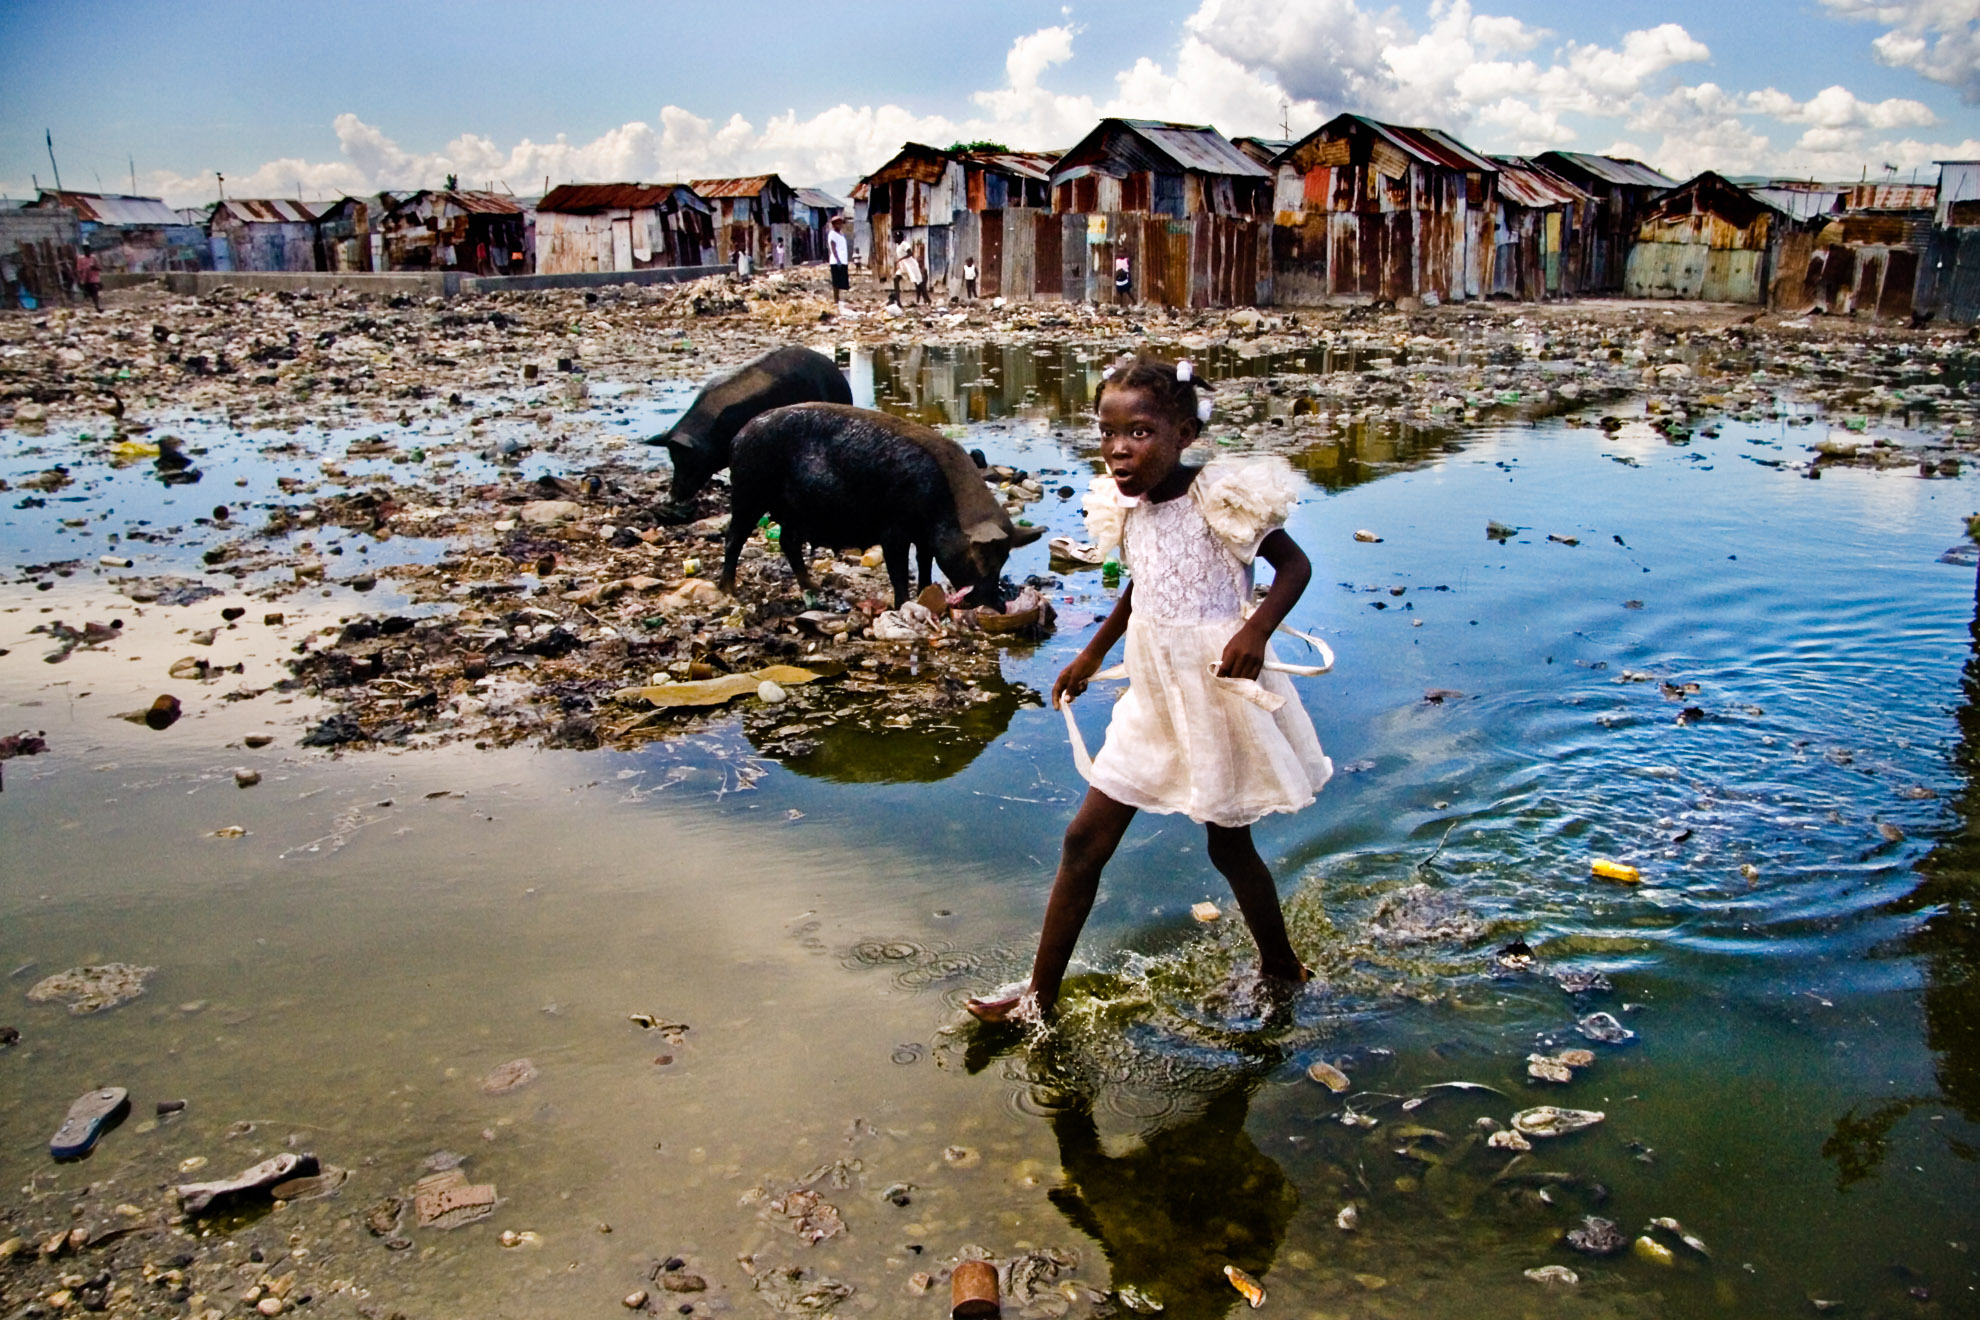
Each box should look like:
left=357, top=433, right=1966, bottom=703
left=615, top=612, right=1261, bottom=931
left=1565, top=1216, right=1627, bottom=1256
left=1307, top=1060, right=1350, bottom=1092
left=624, top=1290, right=649, bottom=1310
left=519, top=500, right=582, bottom=525
left=1577, top=1011, right=1635, bottom=1044
left=234, top=769, right=261, bottom=788
left=757, top=680, right=787, bottom=704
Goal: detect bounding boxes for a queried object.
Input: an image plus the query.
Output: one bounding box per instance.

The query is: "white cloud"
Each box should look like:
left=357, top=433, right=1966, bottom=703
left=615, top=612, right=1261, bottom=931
left=87, top=3, right=1980, bottom=211
left=1821, top=0, right=1980, bottom=103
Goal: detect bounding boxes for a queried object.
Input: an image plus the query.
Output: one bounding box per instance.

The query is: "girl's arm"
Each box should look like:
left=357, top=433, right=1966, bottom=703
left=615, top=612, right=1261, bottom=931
left=1218, top=529, right=1311, bottom=679
left=1053, top=582, right=1133, bottom=706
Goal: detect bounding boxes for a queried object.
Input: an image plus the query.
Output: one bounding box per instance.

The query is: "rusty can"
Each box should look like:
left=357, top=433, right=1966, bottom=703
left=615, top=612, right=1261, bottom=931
left=950, top=1260, right=999, bottom=1318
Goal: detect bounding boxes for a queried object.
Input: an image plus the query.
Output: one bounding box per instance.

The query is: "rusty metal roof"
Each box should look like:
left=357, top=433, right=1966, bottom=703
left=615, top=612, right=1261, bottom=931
left=1747, top=186, right=1843, bottom=221
left=862, top=145, right=949, bottom=190
left=959, top=150, right=1060, bottom=181
left=35, top=190, right=182, bottom=225
left=1844, top=183, right=1937, bottom=211
left=1492, top=157, right=1592, bottom=209
left=213, top=198, right=322, bottom=224
left=537, top=183, right=710, bottom=214
left=792, top=187, right=845, bottom=211
left=1055, top=120, right=1268, bottom=181
left=1124, top=121, right=1269, bottom=178
left=1347, top=117, right=1499, bottom=174
left=393, top=189, right=523, bottom=216
left=1535, top=152, right=1675, bottom=189
left=691, top=175, right=784, bottom=198
left=1643, top=171, right=1782, bottom=229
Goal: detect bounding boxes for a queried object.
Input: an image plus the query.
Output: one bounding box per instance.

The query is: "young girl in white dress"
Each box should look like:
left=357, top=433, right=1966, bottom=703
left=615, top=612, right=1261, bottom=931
left=968, top=355, right=1333, bottom=1022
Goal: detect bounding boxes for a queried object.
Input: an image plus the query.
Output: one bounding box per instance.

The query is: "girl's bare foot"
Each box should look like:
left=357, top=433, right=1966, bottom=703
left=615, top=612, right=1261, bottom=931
left=965, top=983, right=1041, bottom=1023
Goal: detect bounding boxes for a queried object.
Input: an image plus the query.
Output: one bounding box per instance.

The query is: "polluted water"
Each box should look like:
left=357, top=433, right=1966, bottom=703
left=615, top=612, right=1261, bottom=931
left=2, top=313, right=1979, bottom=1319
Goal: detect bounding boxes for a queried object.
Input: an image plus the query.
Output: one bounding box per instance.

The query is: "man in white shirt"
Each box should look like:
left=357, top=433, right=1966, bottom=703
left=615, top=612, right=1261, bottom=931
left=827, top=219, right=850, bottom=304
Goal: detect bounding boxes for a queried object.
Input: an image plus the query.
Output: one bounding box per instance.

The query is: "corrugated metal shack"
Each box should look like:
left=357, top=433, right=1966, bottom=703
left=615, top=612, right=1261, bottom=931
left=1918, top=162, right=1980, bottom=325
left=858, top=143, right=1061, bottom=299
left=1267, top=114, right=1499, bottom=306
left=533, top=184, right=713, bottom=275
left=380, top=190, right=525, bottom=274
left=30, top=190, right=207, bottom=273
left=1233, top=136, right=1293, bottom=169
left=688, top=175, right=797, bottom=269
left=1532, top=152, right=1675, bottom=292
left=1049, top=119, right=1272, bottom=308
left=1776, top=182, right=1936, bottom=319
left=1490, top=157, right=1593, bottom=299
left=0, top=201, right=82, bottom=307
left=1623, top=171, right=1798, bottom=304
left=208, top=198, right=323, bottom=272
left=790, top=187, right=844, bottom=263
left=314, top=194, right=404, bottom=272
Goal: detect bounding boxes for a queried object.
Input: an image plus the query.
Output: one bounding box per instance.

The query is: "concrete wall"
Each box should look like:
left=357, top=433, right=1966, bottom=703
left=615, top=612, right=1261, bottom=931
left=158, top=265, right=730, bottom=298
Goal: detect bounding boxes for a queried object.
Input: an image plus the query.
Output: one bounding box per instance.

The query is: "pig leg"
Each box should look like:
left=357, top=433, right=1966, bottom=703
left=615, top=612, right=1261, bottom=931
left=717, top=511, right=756, bottom=595
left=915, top=543, right=933, bottom=595
left=779, top=534, right=817, bottom=596
left=882, top=531, right=913, bottom=606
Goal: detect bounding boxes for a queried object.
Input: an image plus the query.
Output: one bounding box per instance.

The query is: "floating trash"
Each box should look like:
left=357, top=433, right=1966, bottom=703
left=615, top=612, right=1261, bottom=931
left=1487, top=1129, right=1532, bottom=1151
left=1222, top=1266, right=1265, bottom=1309
left=1577, top=1012, right=1635, bottom=1044
left=1633, top=1235, right=1675, bottom=1266
left=1590, top=858, right=1640, bottom=883
left=26, top=964, right=156, bottom=1016
left=1116, top=1285, right=1164, bottom=1312
left=479, top=1058, right=539, bottom=1094
left=1649, top=1217, right=1711, bottom=1256
left=1190, top=901, right=1221, bottom=922
left=1306, top=1060, right=1351, bottom=1092
left=1335, top=1204, right=1359, bottom=1231
left=1555, top=969, right=1613, bottom=995
left=1523, top=1265, right=1579, bottom=1287
left=1566, top=1216, right=1627, bottom=1256
left=1511, top=1106, right=1605, bottom=1137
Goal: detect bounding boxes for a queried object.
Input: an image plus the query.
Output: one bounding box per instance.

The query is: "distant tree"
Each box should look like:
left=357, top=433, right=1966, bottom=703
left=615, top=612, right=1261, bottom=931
left=947, top=141, right=1011, bottom=155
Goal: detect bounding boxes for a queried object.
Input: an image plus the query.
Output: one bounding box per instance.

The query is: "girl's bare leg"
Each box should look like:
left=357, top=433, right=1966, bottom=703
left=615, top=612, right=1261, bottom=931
left=967, top=789, right=1138, bottom=1021
left=1206, top=823, right=1307, bottom=982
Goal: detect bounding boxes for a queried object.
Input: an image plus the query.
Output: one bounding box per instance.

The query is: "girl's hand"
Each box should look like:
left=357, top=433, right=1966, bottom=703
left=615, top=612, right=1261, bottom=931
left=1217, top=621, right=1271, bottom=680
left=1053, top=652, right=1102, bottom=707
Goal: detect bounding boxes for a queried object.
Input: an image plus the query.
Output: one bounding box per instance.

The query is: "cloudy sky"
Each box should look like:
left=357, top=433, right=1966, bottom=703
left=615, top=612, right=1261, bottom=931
left=3, top=0, right=1976, bottom=207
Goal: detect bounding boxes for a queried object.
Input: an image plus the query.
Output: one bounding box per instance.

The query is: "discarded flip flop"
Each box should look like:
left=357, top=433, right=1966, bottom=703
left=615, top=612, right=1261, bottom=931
left=1047, top=537, right=1106, bottom=566
left=50, top=1086, right=129, bottom=1159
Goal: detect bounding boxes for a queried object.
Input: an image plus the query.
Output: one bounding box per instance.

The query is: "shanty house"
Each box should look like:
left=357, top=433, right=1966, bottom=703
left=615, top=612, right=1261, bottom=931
left=30, top=190, right=206, bottom=273
left=533, top=184, right=714, bottom=274
left=208, top=198, right=322, bottom=272
left=689, top=175, right=796, bottom=269
left=857, top=143, right=1060, bottom=299
left=1778, top=182, right=1936, bottom=319
left=380, top=189, right=526, bottom=274
left=1233, top=137, right=1294, bottom=169
left=1918, top=161, right=1980, bottom=324
left=1268, top=114, right=1499, bottom=305
left=314, top=194, right=405, bottom=272
left=789, top=187, right=844, bottom=263
left=1531, top=152, right=1675, bottom=292
left=1490, top=158, right=1593, bottom=299
left=0, top=201, right=82, bottom=307
left=1623, top=171, right=1795, bottom=304
left=1047, top=120, right=1271, bottom=307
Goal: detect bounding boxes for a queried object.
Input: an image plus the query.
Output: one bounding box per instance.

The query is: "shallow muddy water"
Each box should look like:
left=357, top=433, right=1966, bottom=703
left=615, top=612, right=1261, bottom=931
left=3, top=354, right=1978, bottom=1318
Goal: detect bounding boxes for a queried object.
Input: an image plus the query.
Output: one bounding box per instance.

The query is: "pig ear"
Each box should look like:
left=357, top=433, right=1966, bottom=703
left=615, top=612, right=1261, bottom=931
left=967, top=519, right=1006, bottom=544
left=1006, top=523, right=1045, bottom=547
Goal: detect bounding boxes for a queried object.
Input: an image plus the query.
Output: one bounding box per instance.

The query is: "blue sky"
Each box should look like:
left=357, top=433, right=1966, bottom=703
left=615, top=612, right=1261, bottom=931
left=2, top=0, right=1975, bottom=205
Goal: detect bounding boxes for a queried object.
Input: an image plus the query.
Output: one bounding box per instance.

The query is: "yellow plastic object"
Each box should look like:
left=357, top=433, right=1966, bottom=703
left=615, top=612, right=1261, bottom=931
left=108, top=439, right=159, bottom=460
left=1591, top=858, right=1640, bottom=883
left=613, top=662, right=842, bottom=709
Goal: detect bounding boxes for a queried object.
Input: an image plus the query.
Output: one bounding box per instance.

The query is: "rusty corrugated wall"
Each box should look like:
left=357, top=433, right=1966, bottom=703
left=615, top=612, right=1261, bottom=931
left=1918, top=226, right=1980, bottom=323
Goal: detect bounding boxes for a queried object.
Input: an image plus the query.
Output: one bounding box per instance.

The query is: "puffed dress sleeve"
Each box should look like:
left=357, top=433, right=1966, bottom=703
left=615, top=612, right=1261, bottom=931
left=1081, top=474, right=1134, bottom=562
left=1191, top=458, right=1299, bottom=562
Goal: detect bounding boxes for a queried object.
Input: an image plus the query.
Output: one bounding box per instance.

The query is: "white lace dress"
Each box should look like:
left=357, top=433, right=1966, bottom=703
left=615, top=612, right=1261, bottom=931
left=1078, top=460, right=1333, bottom=827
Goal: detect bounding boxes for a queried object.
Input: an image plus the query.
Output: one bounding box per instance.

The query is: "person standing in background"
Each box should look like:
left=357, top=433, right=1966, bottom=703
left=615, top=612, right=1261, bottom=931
left=73, top=245, right=102, bottom=312
left=827, top=218, right=850, bottom=305
left=963, top=256, right=978, bottom=300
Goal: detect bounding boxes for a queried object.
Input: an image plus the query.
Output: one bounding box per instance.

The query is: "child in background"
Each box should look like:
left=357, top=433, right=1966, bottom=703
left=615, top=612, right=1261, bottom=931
left=968, top=355, right=1332, bottom=1022
left=963, top=257, right=979, bottom=300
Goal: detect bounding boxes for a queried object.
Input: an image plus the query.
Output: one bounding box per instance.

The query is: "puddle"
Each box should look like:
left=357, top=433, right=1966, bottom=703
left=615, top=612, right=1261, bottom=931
left=3, top=355, right=1979, bottom=1317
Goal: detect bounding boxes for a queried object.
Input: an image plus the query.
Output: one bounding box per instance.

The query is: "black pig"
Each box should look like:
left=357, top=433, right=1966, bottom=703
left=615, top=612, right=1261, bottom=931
left=721, top=403, right=1043, bottom=607
left=646, top=346, right=851, bottom=522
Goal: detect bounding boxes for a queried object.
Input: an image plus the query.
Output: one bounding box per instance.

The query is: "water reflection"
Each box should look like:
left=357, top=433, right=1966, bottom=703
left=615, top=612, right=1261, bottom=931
left=1045, top=1076, right=1295, bottom=1320
left=746, top=671, right=1039, bottom=784
left=844, top=341, right=1458, bottom=427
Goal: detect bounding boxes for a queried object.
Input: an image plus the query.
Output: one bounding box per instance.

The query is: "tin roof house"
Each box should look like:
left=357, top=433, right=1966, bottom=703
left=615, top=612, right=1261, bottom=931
left=1622, top=170, right=1795, bottom=304
left=208, top=198, right=323, bottom=272
left=689, top=175, right=796, bottom=269
left=855, top=142, right=1062, bottom=298
left=31, top=190, right=207, bottom=273
left=1531, top=152, right=1676, bottom=292
left=379, top=189, right=525, bottom=274
left=1267, top=113, right=1500, bottom=305
left=533, top=183, right=714, bottom=274
left=1489, top=157, right=1595, bottom=299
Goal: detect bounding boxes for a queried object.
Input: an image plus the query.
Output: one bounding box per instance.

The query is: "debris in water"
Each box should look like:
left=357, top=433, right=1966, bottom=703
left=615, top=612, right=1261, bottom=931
left=1555, top=969, right=1612, bottom=995
left=1335, top=1204, right=1359, bottom=1231
left=1511, top=1106, right=1606, bottom=1137
left=480, top=1058, right=539, bottom=1094
left=1577, top=1011, right=1635, bottom=1044
left=1190, top=901, right=1221, bottom=922
left=1306, top=1060, right=1351, bottom=1092
left=27, top=964, right=156, bottom=1015
left=951, top=1259, right=1000, bottom=1318
left=412, top=1168, right=498, bottom=1229
left=1565, top=1216, right=1627, bottom=1256
left=1223, top=1265, right=1265, bottom=1308
left=1649, top=1217, right=1711, bottom=1256
left=1590, top=858, right=1640, bottom=883
left=1523, top=1265, right=1578, bottom=1287
left=1353, top=529, right=1383, bottom=543
left=1487, top=1129, right=1532, bottom=1151
left=1526, top=1054, right=1575, bottom=1084
left=1633, top=1235, right=1676, bottom=1266
left=178, top=1152, right=320, bottom=1214
left=1115, top=1285, right=1164, bottom=1312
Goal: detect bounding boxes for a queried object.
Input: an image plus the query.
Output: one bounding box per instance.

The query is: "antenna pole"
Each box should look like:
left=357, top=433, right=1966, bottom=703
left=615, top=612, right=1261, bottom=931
left=45, top=130, right=62, bottom=193
left=129, top=155, right=136, bottom=193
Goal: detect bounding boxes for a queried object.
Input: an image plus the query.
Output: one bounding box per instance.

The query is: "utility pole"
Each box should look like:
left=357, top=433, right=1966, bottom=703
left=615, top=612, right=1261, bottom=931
left=44, top=130, right=62, bottom=192
left=216, top=171, right=225, bottom=202
left=129, top=155, right=136, bottom=194
left=1279, top=100, right=1290, bottom=140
